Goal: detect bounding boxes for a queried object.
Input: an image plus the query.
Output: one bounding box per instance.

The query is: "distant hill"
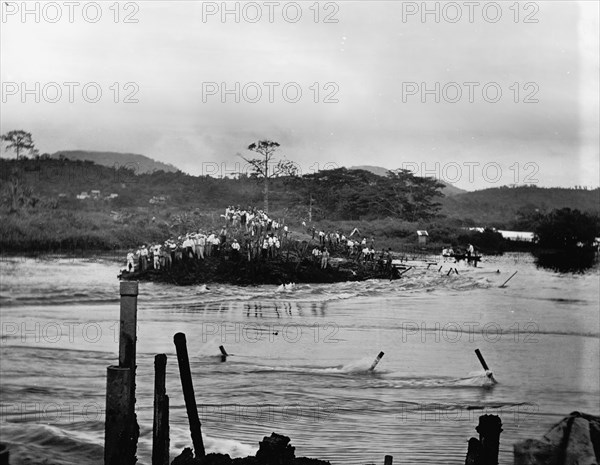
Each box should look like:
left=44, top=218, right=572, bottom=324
left=51, top=151, right=179, bottom=174
left=350, top=165, right=467, bottom=196
left=441, top=185, right=600, bottom=227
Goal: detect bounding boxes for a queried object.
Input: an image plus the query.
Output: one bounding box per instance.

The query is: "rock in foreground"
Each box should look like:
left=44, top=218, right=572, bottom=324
left=514, top=411, right=600, bottom=465
left=171, top=433, right=330, bottom=465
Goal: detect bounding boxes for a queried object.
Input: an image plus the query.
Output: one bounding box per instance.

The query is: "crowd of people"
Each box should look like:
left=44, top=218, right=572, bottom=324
left=304, top=225, right=394, bottom=271
left=124, top=206, right=289, bottom=273
left=123, top=206, right=394, bottom=274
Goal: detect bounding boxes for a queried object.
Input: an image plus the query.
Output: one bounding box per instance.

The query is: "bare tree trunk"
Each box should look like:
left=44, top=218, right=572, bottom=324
left=263, top=157, right=269, bottom=213
left=264, top=180, right=269, bottom=213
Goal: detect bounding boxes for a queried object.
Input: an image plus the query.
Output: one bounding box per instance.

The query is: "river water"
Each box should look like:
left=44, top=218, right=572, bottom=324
left=1, top=253, right=598, bottom=464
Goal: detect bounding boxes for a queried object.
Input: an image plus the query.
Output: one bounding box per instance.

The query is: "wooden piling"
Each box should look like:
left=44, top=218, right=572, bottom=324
left=0, top=443, right=9, bottom=465
left=384, top=455, right=393, bottom=465
left=478, top=415, right=502, bottom=465
left=174, top=332, right=206, bottom=458
left=465, top=415, right=502, bottom=465
left=105, top=281, right=140, bottom=465
left=105, top=366, right=138, bottom=465
left=119, top=281, right=138, bottom=413
left=153, top=354, right=169, bottom=465
left=368, top=351, right=385, bottom=371
left=219, top=345, right=228, bottom=362
left=474, top=349, right=489, bottom=371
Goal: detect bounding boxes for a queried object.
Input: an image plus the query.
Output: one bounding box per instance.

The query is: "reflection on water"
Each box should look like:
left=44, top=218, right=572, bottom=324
left=534, top=249, right=598, bottom=273
left=0, top=253, right=598, bottom=465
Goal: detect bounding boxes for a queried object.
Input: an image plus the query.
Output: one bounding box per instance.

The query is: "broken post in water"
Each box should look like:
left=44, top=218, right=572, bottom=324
left=174, top=332, right=206, bottom=458
left=219, top=345, right=229, bottom=362
left=369, top=351, right=385, bottom=371
left=152, top=354, right=169, bottom=465
left=105, top=281, right=140, bottom=465
left=384, top=455, right=393, bottom=465
left=474, top=349, right=489, bottom=371
left=475, top=349, right=497, bottom=383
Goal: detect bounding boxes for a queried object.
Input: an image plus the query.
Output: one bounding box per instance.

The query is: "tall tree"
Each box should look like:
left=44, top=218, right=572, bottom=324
left=376, top=169, right=445, bottom=221
left=534, top=208, right=598, bottom=249
left=1, top=130, right=37, bottom=160
left=241, top=140, right=297, bottom=212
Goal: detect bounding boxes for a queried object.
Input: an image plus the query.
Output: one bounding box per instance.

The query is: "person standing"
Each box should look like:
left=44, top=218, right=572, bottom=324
left=126, top=250, right=135, bottom=272
left=321, top=247, right=330, bottom=269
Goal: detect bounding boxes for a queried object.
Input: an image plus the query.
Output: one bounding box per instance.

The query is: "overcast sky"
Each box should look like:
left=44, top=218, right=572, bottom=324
left=1, top=1, right=598, bottom=190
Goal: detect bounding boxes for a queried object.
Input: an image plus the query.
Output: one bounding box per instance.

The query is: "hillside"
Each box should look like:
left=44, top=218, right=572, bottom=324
left=351, top=165, right=467, bottom=197
left=441, top=185, right=600, bottom=227
left=1, top=158, right=598, bottom=253
left=2, top=157, right=598, bottom=226
left=51, top=150, right=179, bottom=174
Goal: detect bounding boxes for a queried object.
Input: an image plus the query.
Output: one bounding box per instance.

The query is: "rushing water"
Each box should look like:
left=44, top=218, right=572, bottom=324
left=1, top=253, right=599, bottom=464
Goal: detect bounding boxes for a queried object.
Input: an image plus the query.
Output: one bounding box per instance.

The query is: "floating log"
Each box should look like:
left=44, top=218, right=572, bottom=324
left=369, top=351, right=385, bottom=371
left=174, top=332, right=205, bottom=458
left=152, top=354, right=169, bottom=465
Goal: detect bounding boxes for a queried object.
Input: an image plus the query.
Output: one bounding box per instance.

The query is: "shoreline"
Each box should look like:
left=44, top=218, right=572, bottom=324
left=118, top=255, right=404, bottom=285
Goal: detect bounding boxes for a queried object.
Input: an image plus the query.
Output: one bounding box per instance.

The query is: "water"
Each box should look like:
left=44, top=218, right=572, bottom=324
left=1, top=253, right=599, bottom=464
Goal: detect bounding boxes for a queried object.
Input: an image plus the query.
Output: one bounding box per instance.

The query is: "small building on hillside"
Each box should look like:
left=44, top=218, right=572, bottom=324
left=416, top=230, right=429, bottom=245
left=149, top=195, right=167, bottom=205
left=76, top=192, right=90, bottom=200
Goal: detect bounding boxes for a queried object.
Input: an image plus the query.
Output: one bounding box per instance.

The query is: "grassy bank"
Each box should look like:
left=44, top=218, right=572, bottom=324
left=0, top=206, right=529, bottom=256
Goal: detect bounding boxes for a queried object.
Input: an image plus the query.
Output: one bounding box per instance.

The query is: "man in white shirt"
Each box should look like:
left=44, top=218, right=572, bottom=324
left=231, top=239, right=241, bottom=260
left=196, top=233, right=206, bottom=259
left=126, top=251, right=135, bottom=272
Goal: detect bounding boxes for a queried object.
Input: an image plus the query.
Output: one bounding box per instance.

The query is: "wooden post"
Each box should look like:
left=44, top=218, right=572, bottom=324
left=0, top=443, right=9, bottom=465
left=105, top=366, right=137, bottom=465
left=105, top=281, right=139, bottom=465
left=153, top=354, right=169, bottom=465
left=465, top=415, right=502, bottom=465
left=174, top=333, right=205, bottom=458
left=384, top=455, right=393, bottom=465
left=119, top=281, right=138, bottom=412
left=219, top=345, right=228, bottom=362
left=474, top=349, right=489, bottom=371
left=368, top=351, right=385, bottom=371
left=477, top=415, right=502, bottom=465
